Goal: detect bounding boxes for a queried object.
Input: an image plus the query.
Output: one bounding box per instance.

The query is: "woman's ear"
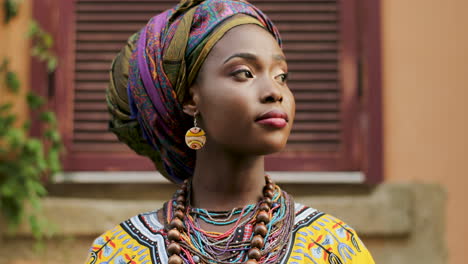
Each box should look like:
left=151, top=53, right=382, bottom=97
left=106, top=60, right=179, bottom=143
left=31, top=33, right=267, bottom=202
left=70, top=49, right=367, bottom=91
left=182, top=84, right=200, bottom=116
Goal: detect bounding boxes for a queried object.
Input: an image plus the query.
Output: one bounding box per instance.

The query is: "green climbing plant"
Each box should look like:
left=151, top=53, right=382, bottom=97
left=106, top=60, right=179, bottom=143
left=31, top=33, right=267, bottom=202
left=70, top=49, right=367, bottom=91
left=0, top=3, right=61, bottom=240
left=3, top=0, right=21, bottom=24
left=28, top=20, right=58, bottom=73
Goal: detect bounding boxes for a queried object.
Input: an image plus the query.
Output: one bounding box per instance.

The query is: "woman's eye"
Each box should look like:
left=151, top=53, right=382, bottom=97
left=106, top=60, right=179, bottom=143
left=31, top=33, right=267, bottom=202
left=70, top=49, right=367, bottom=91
left=231, top=69, right=254, bottom=79
left=276, top=72, right=289, bottom=83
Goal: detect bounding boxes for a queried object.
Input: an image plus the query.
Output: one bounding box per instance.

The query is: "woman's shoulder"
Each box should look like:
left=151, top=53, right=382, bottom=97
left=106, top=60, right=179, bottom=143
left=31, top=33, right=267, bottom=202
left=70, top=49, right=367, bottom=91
left=289, top=203, right=375, bottom=264
left=84, top=210, right=167, bottom=264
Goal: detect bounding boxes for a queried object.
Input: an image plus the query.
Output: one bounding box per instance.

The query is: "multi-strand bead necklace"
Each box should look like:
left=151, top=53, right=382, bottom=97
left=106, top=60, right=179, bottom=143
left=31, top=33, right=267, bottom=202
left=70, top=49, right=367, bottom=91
left=163, top=175, right=295, bottom=264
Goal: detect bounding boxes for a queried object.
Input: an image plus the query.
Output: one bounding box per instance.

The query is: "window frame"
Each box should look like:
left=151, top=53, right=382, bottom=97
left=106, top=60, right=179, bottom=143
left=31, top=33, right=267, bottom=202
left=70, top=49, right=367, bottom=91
left=31, top=0, right=382, bottom=183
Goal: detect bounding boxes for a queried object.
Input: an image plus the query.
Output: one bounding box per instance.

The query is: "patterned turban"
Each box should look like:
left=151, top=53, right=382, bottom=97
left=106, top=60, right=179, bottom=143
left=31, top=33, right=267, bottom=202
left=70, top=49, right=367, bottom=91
left=106, top=0, right=281, bottom=183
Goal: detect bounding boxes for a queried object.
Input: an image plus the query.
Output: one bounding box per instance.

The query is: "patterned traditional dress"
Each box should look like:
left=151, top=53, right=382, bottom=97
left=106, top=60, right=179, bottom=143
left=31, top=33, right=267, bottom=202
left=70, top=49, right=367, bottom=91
left=85, top=203, right=375, bottom=264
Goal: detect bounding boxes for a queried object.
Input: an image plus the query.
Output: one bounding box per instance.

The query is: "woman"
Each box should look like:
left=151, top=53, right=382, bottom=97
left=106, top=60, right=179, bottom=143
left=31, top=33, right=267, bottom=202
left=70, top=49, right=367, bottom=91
left=86, top=0, right=375, bottom=263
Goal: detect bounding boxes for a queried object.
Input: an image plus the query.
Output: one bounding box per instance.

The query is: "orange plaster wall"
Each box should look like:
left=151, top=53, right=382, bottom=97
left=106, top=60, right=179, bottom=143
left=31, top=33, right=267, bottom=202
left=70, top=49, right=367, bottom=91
left=0, top=0, right=31, bottom=125
left=382, top=0, right=468, bottom=263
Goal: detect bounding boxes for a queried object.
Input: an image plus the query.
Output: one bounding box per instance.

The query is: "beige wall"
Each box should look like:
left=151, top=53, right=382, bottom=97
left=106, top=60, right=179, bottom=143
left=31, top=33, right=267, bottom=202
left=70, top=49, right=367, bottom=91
left=382, top=0, right=468, bottom=263
left=0, top=0, right=31, bottom=125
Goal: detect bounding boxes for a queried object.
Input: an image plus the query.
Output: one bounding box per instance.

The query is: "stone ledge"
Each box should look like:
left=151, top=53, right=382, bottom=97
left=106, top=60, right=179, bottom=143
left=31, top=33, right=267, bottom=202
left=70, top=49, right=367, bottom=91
left=294, top=184, right=414, bottom=236
left=1, top=183, right=443, bottom=237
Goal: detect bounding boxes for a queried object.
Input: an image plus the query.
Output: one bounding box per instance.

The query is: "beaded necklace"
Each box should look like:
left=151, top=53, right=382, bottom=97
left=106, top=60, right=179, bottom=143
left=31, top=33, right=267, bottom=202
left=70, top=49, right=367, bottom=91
left=164, top=175, right=295, bottom=264
left=190, top=204, right=256, bottom=225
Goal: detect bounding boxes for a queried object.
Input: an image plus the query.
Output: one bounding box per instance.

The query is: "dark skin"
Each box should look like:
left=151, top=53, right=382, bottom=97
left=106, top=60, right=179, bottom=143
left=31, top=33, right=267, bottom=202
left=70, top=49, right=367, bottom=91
left=159, top=25, right=295, bottom=232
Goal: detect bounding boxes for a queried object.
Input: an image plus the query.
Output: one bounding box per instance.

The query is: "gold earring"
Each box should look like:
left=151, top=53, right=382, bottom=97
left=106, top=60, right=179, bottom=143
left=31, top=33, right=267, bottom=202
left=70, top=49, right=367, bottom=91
left=185, top=112, right=206, bottom=150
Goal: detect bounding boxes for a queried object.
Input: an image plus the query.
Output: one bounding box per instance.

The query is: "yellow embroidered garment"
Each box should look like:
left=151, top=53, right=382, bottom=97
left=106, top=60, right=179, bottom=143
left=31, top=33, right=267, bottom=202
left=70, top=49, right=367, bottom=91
left=85, top=204, right=375, bottom=264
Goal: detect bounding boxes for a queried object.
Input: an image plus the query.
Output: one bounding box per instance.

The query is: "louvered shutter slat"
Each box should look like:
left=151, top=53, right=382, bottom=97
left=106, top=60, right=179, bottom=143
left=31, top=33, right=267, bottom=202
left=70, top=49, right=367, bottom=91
left=74, top=133, right=116, bottom=141
left=74, top=122, right=108, bottom=131
left=75, top=112, right=108, bottom=121
left=75, top=91, right=105, bottom=101
left=72, top=144, right=132, bottom=152
left=75, top=83, right=108, bottom=91
left=76, top=53, right=116, bottom=61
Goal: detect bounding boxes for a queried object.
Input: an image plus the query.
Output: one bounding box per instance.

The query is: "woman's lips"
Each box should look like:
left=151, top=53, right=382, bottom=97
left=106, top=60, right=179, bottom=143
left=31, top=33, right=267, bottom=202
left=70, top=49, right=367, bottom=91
left=255, top=109, right=288, bottom=128
left=256, top=118, right=287, bottom=128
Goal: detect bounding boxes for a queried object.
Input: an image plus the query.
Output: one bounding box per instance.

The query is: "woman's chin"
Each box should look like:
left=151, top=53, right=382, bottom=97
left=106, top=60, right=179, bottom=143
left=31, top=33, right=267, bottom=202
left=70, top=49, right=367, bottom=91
left=207, top=135, right=289, bottom=156
left=244, top=141, right=288, bottom=156
left=262, top=144, right=288, bottom=155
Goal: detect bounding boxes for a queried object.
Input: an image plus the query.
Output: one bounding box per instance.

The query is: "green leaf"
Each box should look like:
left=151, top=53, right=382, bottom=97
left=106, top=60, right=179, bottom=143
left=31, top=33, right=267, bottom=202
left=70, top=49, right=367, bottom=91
left=0, top=180, right=16, bottom=197
left=43, top=34, right=53, bottom=48
left=47, top=149, right=61, bottom=173
left=5, top=0, right=20, bottom=24
left=27, top=20, right=39, bottom=38
left=23, top=120, right=31, bottom=130
left=31, top=46, right=41, bottom=57
left=0, top=115, right=18, bottom=137
left=1, top=197, right=23, bottom=228
left=38, top=52, right=47, bottom=61
left=6, top=128, right=25, bottom=148
left=26, top=92, right=45, bottom=109
left=24, top=138, right=42, bottom=154
left=6, top=71, right=20, bottom=93
left=32, top=182, right=47, bottom=197
left=0, top=103, right=13, bottom=113
left=29, top=196, right=43, bottom=211
left=2, top=115, right=17, bottom=129
left=47, top=56, right=57, bottom=72
left=39, top=111, right=56, bottom=124
left=29, top=215, right=42, bottom=240
left=35, top=155, right=47, bottom=172
left=44, top=129, right=60, bottom=142
left=51, top=140, right=63, bottom=150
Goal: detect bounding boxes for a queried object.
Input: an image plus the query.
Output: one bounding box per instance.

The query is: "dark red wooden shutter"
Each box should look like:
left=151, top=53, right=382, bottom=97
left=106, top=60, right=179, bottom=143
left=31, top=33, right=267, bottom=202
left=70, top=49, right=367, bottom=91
left=46, top=0, right=364, bottom=173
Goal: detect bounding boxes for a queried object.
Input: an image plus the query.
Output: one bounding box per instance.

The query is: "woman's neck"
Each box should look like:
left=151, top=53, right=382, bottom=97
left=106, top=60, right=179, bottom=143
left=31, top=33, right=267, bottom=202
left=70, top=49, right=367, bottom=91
left=190, top=144, right=266, bottom=211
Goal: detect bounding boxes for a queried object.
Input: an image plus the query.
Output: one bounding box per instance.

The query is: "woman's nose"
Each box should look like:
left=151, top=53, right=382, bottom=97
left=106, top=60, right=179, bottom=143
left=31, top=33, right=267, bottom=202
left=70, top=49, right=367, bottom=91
left=260, top=77, right=283, bottom=103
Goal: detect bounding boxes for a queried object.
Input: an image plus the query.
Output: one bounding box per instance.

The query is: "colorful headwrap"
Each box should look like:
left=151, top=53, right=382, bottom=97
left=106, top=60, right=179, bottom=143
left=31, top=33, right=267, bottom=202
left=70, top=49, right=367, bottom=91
left=107, top=0, right=281, bottom=183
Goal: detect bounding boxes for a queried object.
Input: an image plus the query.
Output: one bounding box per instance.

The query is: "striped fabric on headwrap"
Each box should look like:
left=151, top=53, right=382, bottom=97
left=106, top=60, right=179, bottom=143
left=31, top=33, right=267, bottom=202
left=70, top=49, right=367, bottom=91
left=106, top=0, right=281, bottom=183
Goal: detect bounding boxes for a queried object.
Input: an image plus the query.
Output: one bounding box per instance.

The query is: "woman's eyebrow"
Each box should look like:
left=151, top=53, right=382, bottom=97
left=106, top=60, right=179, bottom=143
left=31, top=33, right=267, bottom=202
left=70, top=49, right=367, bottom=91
left=223, top=53, right=287, bottom=65
left=223, top=52, right=258, bottom=64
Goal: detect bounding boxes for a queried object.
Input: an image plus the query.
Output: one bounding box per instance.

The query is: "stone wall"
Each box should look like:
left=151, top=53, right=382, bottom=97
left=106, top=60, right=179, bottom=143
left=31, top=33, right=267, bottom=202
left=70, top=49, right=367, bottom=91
left=0, top=183, right=446, bottom=264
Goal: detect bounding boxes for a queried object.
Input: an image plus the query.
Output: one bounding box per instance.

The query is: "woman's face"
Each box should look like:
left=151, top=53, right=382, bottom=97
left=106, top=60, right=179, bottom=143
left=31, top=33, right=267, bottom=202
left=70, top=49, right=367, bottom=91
left=187, top=24, right=295, bottom=155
